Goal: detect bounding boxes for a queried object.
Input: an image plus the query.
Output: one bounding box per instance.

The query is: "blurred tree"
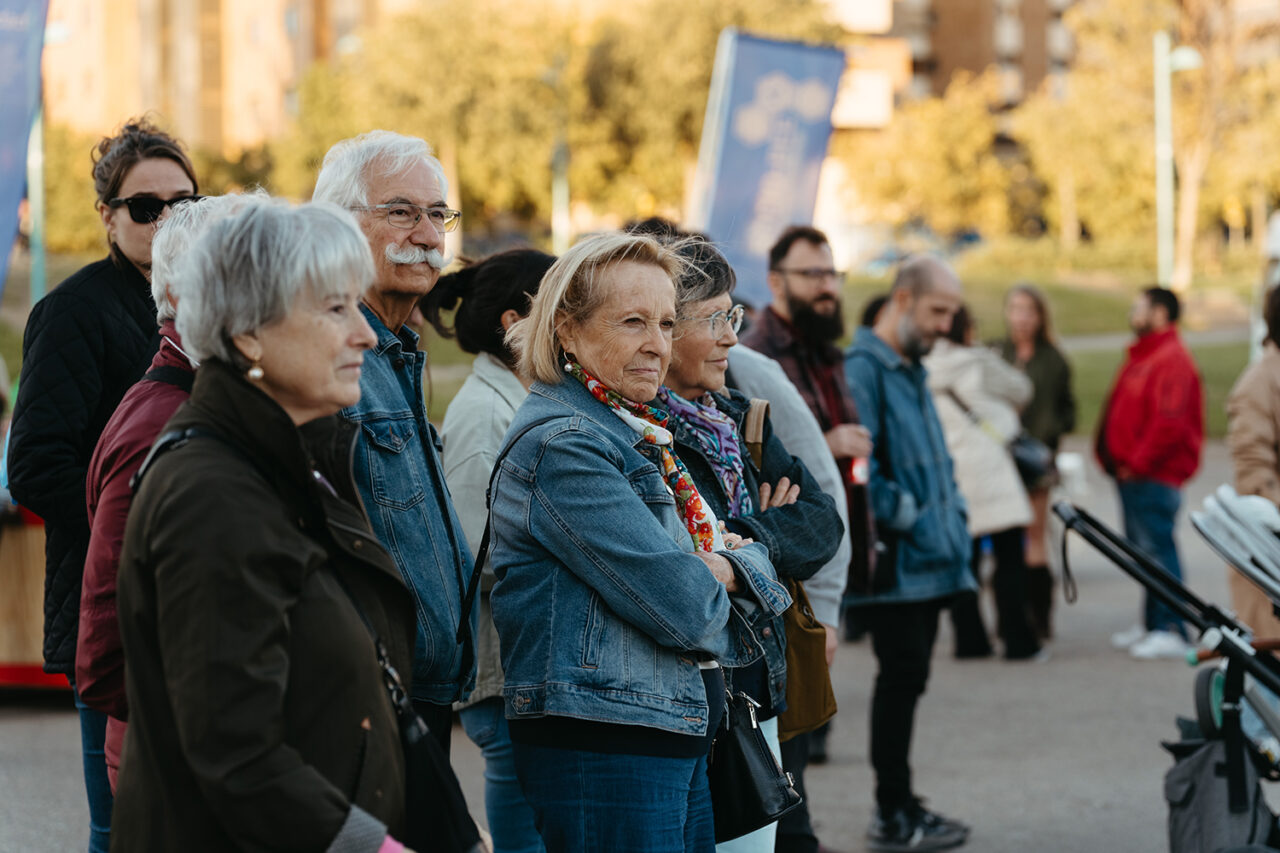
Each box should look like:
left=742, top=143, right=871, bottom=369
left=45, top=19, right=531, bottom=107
left=43, top=123, right=107, bottom=254
left=836, top=70, right=1011, bottom=237
left=268, top=0, right=838, bottom=228
left=1016, top=0, right=1280, bottom=287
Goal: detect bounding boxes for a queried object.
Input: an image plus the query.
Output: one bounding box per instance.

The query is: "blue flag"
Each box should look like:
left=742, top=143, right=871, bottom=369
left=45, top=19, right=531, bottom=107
left=0, top=1, right=49, bottom=301
left=690, top=30, right=845, bottom=306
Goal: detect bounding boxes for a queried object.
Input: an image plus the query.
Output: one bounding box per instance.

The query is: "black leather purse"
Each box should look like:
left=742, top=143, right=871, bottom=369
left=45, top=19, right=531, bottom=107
left=707, top=691, right=803, bottom=842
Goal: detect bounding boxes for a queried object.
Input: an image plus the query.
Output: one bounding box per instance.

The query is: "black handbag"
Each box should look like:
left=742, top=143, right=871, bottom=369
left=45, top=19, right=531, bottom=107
left=707, top=691, right=803, bottom=843
left=338, top=583, right=484, bottom=853
left=944, top=389, right=1053, bottom=489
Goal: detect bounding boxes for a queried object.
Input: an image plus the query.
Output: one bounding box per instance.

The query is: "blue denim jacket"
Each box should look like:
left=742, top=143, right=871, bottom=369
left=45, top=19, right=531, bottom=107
left=489, top=378, right=791, bottom=736
left=844, top=327, right=975, bottom=604
left=340, top=304, right=477, bottom=703
left=668, top=388, right=841, bottom=710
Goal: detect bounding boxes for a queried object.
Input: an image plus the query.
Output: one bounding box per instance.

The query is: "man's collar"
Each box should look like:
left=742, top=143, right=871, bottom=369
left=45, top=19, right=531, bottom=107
left=359, top=302, right=419, bottom=355
left=853, top=325, right=913, bottom=370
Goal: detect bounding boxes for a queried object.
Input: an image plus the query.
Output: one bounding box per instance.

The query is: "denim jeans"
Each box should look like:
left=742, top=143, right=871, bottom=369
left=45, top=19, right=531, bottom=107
left=1118, top=479, right=1187, bottom=638
left=864, top=598, right=945, bottom=812
left=69, top=677, right=113, bottom=853
left=512, top=740, right=715, bottom=853
left=460, top=700, right=545, bottom=853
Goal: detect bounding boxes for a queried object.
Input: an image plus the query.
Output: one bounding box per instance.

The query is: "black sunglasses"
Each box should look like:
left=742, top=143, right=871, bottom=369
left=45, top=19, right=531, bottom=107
left=108, top=194, right=204, bottom=224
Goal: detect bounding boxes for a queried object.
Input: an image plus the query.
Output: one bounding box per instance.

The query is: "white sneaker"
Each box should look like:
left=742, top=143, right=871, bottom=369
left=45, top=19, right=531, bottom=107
left=1111, top=624, right=1146, bottom=649
left=1130, top=630, right=1191, bottom=661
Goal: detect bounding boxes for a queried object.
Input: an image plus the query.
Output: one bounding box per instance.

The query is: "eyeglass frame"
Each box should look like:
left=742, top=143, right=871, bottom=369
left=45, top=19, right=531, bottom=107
left=677, top=303, right=745, bottom=339
left=771, top=266, right=844, bottom=283
left=350, top=202, right=461, bottom=233
left=107, top=194, right=205, bottom=224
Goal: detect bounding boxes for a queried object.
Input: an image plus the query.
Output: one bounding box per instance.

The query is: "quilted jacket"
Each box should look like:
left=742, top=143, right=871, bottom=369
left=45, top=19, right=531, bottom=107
left=9, top=256, right=161, bottom=674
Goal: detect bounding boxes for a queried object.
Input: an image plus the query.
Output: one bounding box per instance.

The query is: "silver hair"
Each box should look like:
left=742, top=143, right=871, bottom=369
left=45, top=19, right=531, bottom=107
left=311, top=130, right=448, bottom=209
left=150, top=189, right=271, bottom=323
left=174, top=201, right=376, bottom=364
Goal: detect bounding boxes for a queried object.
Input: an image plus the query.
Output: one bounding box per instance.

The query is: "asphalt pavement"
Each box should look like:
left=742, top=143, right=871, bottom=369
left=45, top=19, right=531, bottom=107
left=0, top=438, right=1260, bottom=852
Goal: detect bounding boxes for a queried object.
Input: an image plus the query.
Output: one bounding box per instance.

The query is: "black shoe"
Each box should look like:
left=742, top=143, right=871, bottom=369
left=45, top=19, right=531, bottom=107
left=867, top=801, right=968, bottom=852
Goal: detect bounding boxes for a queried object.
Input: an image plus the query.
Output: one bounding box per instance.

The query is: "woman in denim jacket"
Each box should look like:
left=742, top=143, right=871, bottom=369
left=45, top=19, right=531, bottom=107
left=490, top=233, right=790, bottom=853
left=657, top=239, right=841, bottom=852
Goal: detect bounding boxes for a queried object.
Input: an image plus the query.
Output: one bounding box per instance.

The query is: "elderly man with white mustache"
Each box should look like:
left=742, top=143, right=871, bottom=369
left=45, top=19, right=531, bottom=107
left=313, top=132, right=476, bottom=754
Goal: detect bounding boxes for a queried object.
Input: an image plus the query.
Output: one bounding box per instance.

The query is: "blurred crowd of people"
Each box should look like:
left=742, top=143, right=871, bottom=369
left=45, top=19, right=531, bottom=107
left=7, top=116, right=1279, bottom=853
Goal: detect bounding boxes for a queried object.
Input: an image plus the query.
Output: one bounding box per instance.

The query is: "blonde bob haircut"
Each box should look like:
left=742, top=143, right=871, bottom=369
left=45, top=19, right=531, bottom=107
left=509, top=231, right=688, bottom=384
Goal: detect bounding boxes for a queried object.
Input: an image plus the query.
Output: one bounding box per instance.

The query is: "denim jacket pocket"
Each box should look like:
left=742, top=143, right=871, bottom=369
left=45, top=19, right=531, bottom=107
left=361, top=417, right=427, bottom=510
left=582, top=591, right=605, bottom=669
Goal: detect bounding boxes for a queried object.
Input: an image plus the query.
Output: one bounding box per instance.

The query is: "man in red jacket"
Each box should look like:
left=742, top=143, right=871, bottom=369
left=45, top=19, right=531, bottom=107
left=1096, top=286, right=1204, bottom=660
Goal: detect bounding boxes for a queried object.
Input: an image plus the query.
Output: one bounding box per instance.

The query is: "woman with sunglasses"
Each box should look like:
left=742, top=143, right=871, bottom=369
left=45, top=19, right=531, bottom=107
left=8, top=117, right=198, bottom=853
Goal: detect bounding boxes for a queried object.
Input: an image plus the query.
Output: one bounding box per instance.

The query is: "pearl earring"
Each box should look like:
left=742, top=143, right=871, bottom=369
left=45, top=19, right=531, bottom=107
left=247, top=362, right=264, bottom=381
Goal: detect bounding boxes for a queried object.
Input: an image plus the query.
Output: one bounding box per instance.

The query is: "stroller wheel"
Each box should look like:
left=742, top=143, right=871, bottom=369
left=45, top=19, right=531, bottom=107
left=1194, top=665, right=1225, bottom=739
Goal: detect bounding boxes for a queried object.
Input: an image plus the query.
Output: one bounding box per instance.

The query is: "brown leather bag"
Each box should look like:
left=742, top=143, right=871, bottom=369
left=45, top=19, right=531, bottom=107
left=741, top=399, right=838, bottom=743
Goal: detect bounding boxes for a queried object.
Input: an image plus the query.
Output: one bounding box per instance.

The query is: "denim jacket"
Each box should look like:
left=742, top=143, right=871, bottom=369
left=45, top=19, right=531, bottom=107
left=668, top=388, right=842, bottom=710
left=844, top=327, right=975, bottom=605
left=489, top=378, right=791, bottom=736
left=340, top=304, right=477, bottom=703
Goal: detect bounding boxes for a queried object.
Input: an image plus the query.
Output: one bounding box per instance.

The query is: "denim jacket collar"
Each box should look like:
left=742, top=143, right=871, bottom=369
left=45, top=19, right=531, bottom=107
left=529, top=377, right=652, bottom=451
left=853, top=325, right=914, bottom=373
left=360, top=302, right=420, bottom=357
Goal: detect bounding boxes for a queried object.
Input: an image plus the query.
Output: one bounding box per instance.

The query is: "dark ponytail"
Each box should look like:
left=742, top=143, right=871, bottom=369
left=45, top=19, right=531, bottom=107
left=427, top=248, right=556, bottom=366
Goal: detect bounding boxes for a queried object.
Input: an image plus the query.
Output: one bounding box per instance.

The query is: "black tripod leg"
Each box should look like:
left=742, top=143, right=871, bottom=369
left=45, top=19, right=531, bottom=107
left=1223, top=660, right=1248, bottom=813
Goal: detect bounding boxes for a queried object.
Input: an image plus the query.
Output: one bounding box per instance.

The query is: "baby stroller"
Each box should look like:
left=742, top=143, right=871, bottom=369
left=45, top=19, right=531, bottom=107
left=1055, top=492, right=1280, bottom=853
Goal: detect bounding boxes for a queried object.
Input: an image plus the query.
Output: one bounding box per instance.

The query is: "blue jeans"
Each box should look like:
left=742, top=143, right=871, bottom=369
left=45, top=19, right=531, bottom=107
left=512, top=740, right=715, bottom=853
left=459, top=700, right=545, bottom=853
left=69, top=677, right=113, bottom=853
left=1119, top=479, right=1187, bottom=638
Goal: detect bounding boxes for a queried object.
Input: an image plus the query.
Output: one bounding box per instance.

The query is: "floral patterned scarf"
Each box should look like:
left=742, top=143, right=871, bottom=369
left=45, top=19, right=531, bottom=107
left=565, top=359, right=722, bottom=553
left=657, top=388, right=754, bottom=518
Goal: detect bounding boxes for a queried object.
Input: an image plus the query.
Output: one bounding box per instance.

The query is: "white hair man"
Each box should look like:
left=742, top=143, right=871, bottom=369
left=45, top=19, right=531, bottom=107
left=312, top=132, right=475, bottom=752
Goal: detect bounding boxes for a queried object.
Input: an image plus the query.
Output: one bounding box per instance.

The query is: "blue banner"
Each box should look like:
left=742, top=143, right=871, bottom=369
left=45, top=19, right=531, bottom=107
left=0, top=1, right=48, bottom=301
left=690, top=30, right=845, bottom=306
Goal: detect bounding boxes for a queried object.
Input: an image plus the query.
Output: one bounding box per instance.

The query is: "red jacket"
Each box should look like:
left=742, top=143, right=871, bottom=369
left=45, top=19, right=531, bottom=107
left=1096, top=327, right=1204, bottom=488
left=76, top=323, right=194, bottom=788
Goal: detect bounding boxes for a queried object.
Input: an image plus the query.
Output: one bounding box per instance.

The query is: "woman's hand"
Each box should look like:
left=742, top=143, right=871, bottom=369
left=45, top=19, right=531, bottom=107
left=697, top=550, right=742, bottom=592
left=758, top=476, right=800, bottom=509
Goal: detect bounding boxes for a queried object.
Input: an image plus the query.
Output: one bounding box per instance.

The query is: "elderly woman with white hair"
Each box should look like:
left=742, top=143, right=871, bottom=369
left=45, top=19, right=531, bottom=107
left=76, top=191, right=264, bottom=795
left=490, top=232, right=790, bottom=853
left=111, top=201, right=422, bottom=853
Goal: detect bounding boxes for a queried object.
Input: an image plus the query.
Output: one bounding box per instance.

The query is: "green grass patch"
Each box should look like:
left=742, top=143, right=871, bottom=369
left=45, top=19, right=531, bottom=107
left=1070, top=340, right=1248, bottom=440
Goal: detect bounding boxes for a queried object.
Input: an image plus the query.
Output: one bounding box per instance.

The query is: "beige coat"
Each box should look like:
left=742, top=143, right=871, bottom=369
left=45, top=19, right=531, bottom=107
left=926, top=340, right=1033, bottom=538
left=1225, top=342, right=1280, bottom=638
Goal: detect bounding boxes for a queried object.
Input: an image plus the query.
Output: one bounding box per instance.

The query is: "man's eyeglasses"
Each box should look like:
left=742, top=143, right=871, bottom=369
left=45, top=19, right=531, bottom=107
left=352, top=203, right=461, bottom=233
left=773, top=267, right=843, bottom=282
left=108, top=194, right=204, bottom=224
left=680, top=304, right=745, bottom=339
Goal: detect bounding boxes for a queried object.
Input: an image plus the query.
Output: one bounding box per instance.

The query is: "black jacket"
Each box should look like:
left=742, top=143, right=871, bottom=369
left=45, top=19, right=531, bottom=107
left=111, top=360, right=415, bottom=852
left=9, top=256, right=160, bottom=673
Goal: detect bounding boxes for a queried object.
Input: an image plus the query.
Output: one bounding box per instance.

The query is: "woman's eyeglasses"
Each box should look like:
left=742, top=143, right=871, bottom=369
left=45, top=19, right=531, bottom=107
left=680, top=304, right=745, bottom=338
left=108, top=194, right=204, bottom=224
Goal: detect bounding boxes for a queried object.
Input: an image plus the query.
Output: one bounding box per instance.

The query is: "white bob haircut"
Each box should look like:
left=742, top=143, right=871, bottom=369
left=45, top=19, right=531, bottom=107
left=311, top=130, right=448, bottom=209
left=174, top=200, right=376, bottom=365
left=150, top=189, right=271, bottom=323
left=508, top=231, right=686, bottom=385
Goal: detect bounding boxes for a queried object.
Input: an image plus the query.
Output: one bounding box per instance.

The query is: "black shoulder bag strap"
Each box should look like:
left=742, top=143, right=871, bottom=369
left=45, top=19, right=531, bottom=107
left=141, top=365, right=195, bottom=394
left=129, top=426, right=226, bottom=492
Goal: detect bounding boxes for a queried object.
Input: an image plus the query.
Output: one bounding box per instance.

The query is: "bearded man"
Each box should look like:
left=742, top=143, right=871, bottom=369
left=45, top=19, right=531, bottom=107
left=312, top=131, right=475, bottom=752
left=844, top=254, right=974, bottom=851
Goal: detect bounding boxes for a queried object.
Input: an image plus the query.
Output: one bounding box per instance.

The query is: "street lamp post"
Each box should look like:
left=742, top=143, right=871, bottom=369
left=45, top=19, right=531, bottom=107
left=1153, top=31, right=1201, bottom=289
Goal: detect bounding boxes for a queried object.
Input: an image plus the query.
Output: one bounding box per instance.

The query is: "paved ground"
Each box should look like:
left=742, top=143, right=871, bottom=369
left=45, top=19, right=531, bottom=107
left=0, top=438, right=1263, bottom=852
